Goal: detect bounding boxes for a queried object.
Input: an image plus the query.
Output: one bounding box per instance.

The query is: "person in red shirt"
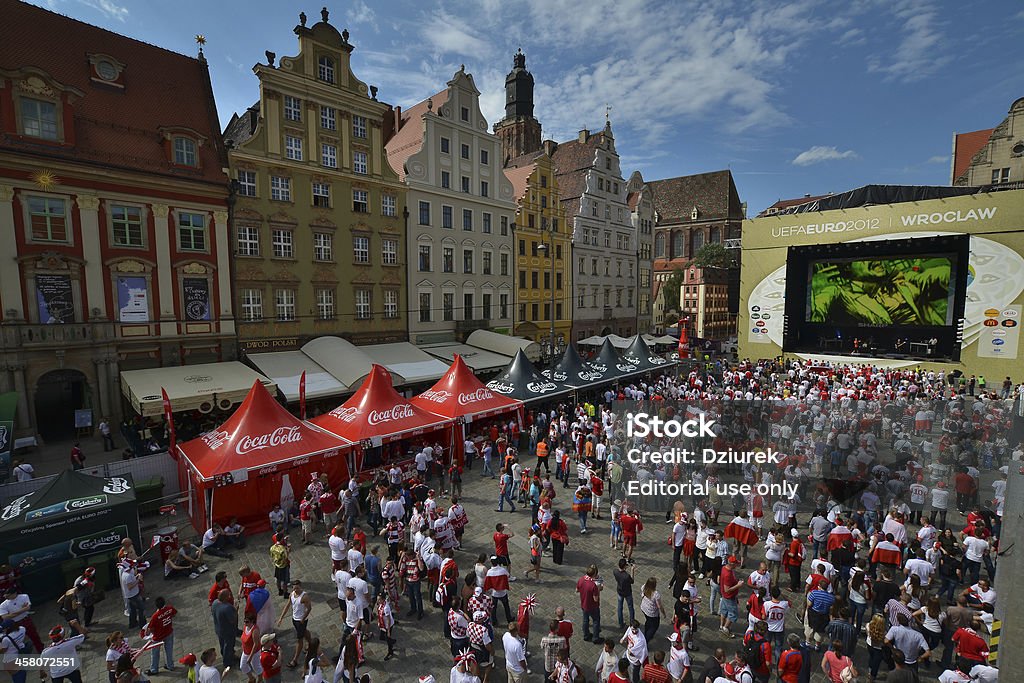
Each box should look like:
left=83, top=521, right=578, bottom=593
left=640, top=650, right=671, bottom=683
left=142, top=596, right=177, bottom=675
left=258, top=633, right=281, bottom=681
left=952, top=626, right=990, bottom=667
left=319, top=489, right=340, bottom=529
left=351, top=527, right=367, bottom=555
left=741, top=621, right=772, bottom=681
left=954, top=468, right=976, bottom=513
left=784, top=529, right=805, bottom=592
left=238, top=613, right=262, bottom=683
left=238, top=566, right=262, bottom=607
left=619, top=509, right=643, bottom=562
left=575, top=565, right=603, bottom=642
left=777, top=634, right=803, bottom=683
left=608, top=655, right=630, bottom=683
left=299, top=493, right=315, bottom=544
left=555, top=605, right=574, bottom=655
left=718, top=556, right=742, bottom=636
left=207, top=571, right=233, bottom=606
left=493, top=523, right=513, bottom=567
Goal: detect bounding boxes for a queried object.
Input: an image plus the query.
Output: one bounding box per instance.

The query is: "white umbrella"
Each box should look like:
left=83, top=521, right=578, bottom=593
left=578, top=335, right=605, bottom=346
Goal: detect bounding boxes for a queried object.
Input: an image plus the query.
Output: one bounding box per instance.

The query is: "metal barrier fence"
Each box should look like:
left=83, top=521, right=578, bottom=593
left=0, top=451, right=180, bottom=505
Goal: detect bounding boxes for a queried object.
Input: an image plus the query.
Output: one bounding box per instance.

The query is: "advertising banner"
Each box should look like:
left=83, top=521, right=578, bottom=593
left=0, top=392, right=16, bottom=482
left=117, top=276, right=149, bottom=322
left=35, top=274, right=74, bottom=324
left=977, top=305, right=1021, bottom=359
left=183, top=277, right=211, bottom=321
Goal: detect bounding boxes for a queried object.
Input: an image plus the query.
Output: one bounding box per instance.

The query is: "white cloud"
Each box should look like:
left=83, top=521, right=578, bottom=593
left=926, top=155, right=948, bottom=164
left=791, top=146, right=859, bottom=166
left=348, top=0, right=377, bottom=31
left=76, top=0, right=128, bottom=21
left=867, top=0, right=948, bottom=82
left=838, top=28, right=866, bottom=46
left=419, top=10, right=491, bottom=61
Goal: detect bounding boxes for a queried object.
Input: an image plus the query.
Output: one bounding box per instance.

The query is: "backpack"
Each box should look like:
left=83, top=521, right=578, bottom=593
left=2, top=633, right=30, bottom=655
left=742, top=634, right=765, bottom=671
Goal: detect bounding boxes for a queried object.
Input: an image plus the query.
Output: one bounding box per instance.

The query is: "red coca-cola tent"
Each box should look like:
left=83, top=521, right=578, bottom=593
left=177, top=380, right=352, bottom=533
left=311, top=364, right=453, bottom=471
left=411, top=355, right=524, bottom=467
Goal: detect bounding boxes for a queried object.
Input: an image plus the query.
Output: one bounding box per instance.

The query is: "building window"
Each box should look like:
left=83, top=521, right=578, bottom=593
left=531, top=241, right=538, bottom=256
left=320, top=105, right=336, bottom=130
left=316, top=288, right=335, bottom=319
left=481, top=293, right=492, bottom=320
left=321, top=144, right=337, bottom=168
left=578, top=290, right=585, bottom=308
left=519, top=270, right=527, bottom=289
left=442, top=205, right=453, bottom=229
left=353, top=235, right=370, bottom=263
left=555, top=244, right=562, bottom=259
left=419, top=292, right=432, bottom=322
left=440, top=137, right=450, bottom=154
left=605, top=157, right=611, bottom=170
left=275, top=289, right=296, bottom=321
left=464, top=292, right=475, bottom=320
left=710, top=226, right=721, bottom=244
left=355, top=289, right=371, bottom=319
left=272, top=229, right=294, bottom=258
left=461, top=176, right=470, bottom=193
left=500, top=252, right=510, bottom=276
left=353, top=189, right=369, bottom=213
left=605, top=205, right=611, bottom=219
left=284, top=95, right=302, bottom=122
left=531, top=303, right=539, bottom=320
left=241, top=288, right=263, bottom=320
left=312, top=182, right=331, bottom=208
left=353, top=151, right=368, bottom=174
left=441, top=171, right=451, bottom=189
left=173, top=137, right=197, bottom=166
left=443, top=292, right=454, bottom=321
left=443, top=246, right=454, bottom=273
left=314, top=232, right=333, bottom=261
left=655, top=232, right=665, bottom=258
left=499, top=293, right=509, bottom=319
left=383, top=289, right=398, bottom=318
left=578, top=258, right=584, bottom=274
left=28, top=197, right=67, bottom=242
left=419, top=201, right=430, bottom=225
left=480, top=181, right=489, bottom=197
left=270, top=176, right=291, bottom=201
left=419, top=244, right=432, bottom=271
left=463, top=249, right=473, bottom=274
left=178, top=212, right=206, bottom=251
left=519, top=239, right=526, bottom=256
left=237, top=170, right=257, bottom=197
left=519, top=303, right=527, bottom=321
left=483, top=250, right=492, bottom=275
left=500, top=216, right=509, bottom=236
left=318, top=56, right=335, bottom=83
left=598, top=178, right=605, bottom=191
left=382, top=194, right=396, bottom=216
left=544, top=303, right=551, bottom=321
left=480, top=149, right=489, bottom=165
left=540, top=195, right=547, bottom=209
left=531, top=271, right=539, bottom=289
left=460, top=106, right=470, bottom=122
left=992, top=167, right=1010, bottom=184
left=591, top=259, right=598, bottom=276
left=352, top=115, right=367, bottom=139
left=237, top=226, right=260, bottom=256
left=592, top=202, right=598, bottom=217
left=285, top=135, right=303, bottom=161
left=382, top=238, right=398, bottom=265
left=20, top=98, right=58, bottom=140
left=528, top=214, right=535, bottom=229
left=462, top=209, right=473, bottom=231
left=482, top=213, right=492, bottom=233
left=111, top=205, right=143, bottom=247
left=544, top=272, right=552, bottom=290
left=460, top=143, right=470, bottom=160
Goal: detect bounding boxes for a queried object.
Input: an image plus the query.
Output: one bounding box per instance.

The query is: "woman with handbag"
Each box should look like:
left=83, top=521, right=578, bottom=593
left=821, top=640, right=857, bottom=683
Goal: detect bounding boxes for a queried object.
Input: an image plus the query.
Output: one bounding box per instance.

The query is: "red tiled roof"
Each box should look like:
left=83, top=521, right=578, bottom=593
left=647, top=171, right=743, bottom=225
left=550, top=132, right=605, bottom=219
left=626, top=190, right=640, bottom=211
left=504, top=163, right=535, bottom=204
left=0, top=0, right=227, bottom=186
left=384, top=89, right=448, bottom=181
left=952, top=128, right=993, bottom=182
left=756, top=193, right=831, bottom=217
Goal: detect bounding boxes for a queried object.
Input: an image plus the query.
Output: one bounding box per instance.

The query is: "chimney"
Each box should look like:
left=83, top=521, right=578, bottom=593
left=543, top=139, right=557, bottom=156
left=578, top=128, right=589, bottom=143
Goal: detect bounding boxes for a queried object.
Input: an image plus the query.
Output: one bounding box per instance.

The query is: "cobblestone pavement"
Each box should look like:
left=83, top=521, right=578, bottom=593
left=27, top=456, right=984, bottom=682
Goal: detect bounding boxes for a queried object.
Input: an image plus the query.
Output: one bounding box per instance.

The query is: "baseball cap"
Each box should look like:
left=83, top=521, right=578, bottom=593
left=727, top=555, right=738, bottom=564
left=256, top=579, right=267, bottom=587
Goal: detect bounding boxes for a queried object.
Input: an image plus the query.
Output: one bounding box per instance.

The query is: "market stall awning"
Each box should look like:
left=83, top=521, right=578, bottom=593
left=120, top=362, right=276, bottom=416
left=466, top=329, right=542, bottom=363
left=486, top=349, right=570, bottom=402
left=649, top=334, right=679, bottom=345
left=246, top=351, right=347, bottom=402
left=177, top=380, right=351, bottom=481
left=606, top=334, right=632, bottom=349
left=577, top=335, right=605, bottom=346
left=311, top=365, right=453, bottom=445
left=302, top=336, right=396, bottom=389
left=411, top=355, right=523, bottom=421
left=542, top=345, right=606, bottom=388
left=420, top=343, right=514, bottom=373
left=621, top=335, right=672, bottom=372
left=361, top=342, right=451, bottom=385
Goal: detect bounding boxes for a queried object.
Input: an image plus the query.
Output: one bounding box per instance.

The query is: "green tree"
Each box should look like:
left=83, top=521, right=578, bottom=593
left=662, top=268, right=684, bottom=312
left=691, top=243, right=734, bottom=270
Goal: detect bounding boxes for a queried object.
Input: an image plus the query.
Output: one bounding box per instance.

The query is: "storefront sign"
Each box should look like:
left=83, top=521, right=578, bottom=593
left=242, top=337, right=300, bottom=351
left=183, top=277, right=211, bottom=321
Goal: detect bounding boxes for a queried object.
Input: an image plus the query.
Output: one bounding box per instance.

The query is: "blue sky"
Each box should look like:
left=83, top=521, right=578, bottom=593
left=35, top=0, right=1024, bottom=214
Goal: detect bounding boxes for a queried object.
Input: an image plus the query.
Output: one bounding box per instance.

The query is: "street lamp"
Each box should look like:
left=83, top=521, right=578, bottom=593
left=537, top=241, right=556, bottom=362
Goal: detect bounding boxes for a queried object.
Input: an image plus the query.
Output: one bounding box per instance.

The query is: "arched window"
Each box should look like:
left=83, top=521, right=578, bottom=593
left=654, top=232, right=665, bottom=258
left=691, top=230, right=704, bottom=254
left=672, top=231, right=684, bottom=258
left=710, top=227, right=721, bottom=244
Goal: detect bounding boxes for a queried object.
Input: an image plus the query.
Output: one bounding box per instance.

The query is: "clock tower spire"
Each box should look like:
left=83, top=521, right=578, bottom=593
left=493, top=48, right=542, bottom=163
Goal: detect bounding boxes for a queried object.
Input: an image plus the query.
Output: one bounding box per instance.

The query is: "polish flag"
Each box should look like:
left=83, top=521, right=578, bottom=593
left=724, top=515, right=759, bottom=547
left=827, top=525, right=853, bottom=552
left=483, top=566, right=510, bottom=595
left=870, top=540, right=903, bottom=566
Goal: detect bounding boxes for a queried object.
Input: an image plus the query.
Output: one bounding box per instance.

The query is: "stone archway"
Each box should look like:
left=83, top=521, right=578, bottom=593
left=34, top=368, right=89, bottom=442
left=600, top=325, right=613, bottom=336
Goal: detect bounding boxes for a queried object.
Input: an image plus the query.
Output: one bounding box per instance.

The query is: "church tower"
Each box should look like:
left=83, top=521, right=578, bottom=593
left=493, top=49, right=542, bottom=163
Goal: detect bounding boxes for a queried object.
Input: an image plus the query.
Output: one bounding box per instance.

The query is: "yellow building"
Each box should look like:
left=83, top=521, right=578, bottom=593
left=223, top=10, right=407, bottom=352
left=505, top=148, right=572, bottom=354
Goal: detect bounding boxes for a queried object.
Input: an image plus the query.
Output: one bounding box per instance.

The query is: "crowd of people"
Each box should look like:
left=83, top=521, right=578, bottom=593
left=1, top=357, right=1017, bottom=683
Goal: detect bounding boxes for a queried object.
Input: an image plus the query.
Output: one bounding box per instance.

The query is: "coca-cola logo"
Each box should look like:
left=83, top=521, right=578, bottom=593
left=201, top=430, right=229, bottom=450
left=419, top=390, right=452, bottom=404
left=329, top=406, right=360, bottom=423
left=367, top=405, right=414, bottom=425
left=236, top=426, right=302, bottom=455
left=526, top=381, right=558, bottom=394
left=457, top=388, right=494, bottom=405
left=258, top=465, right=279, bottom=476
left=77, top=531, right=123, bottom=552
left=487, top=381, right=516, bottom=394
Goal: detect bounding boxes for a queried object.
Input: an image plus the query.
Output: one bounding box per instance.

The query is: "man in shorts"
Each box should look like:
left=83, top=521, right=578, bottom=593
left=719, top=556, right=743, bottom=638
left=276, top=580, right=312, bottom=669
left=619, top=507, right=643, bottom=563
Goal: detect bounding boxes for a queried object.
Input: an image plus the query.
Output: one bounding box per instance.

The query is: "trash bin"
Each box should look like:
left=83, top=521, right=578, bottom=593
left=157, top=526, right=179, bottom=564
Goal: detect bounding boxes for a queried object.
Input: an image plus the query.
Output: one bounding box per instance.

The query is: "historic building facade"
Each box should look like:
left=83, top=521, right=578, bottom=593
left=551, top=121, right=638, bottom=341
left=506, top=149, right=571, bottom=354
left=648, top=170, right=743, bottom=340
left=952, top=97, right=1024, bottom=187
left=0, top=2, right=233, bottom=440
left=224, top=10, right=407, bottom=353
left=627, top=171, right=655, bottom=336
left=386, top=68, right=516, bottom=346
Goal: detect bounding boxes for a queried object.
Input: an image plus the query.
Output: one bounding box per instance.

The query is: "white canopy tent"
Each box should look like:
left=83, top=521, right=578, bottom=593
left=121, top=362, right=276, bottom=416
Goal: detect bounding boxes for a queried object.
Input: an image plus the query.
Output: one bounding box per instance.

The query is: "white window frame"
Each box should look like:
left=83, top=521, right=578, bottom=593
left=237, top=225, right=260, bottom=256
left=318, top=56, right=335, bottom=83
left=285, top=135, right=303, bottom=161
left=321, top=143, right=337, bottom=168
left=110, top=204, right=144, bottom=247
left=173, top=137, right=197, bottom=166
left=237, top=170, right=257, bottom=197
left=177, top=211, right=206, bottom=252
left=275, top=289, right=296, bottom=321
left=353, top=151, right=367, bottom=174
left=241, top=288, right=263, bottom=321
left=353, top=189, right=369, bottom=213
left=320, top=105, right=336, bottom=130
left=352, top=115, right=367, bottom=139
left=316, top=288, right=335, bottom=320
left=353, top=235, right=370, bottom=263
left=312, top=182, right=331, bottom=208
left=383, top=289, right=398, bottom=319
left=313, top=232, right=333, bottom=261
left=382, top=238, right=398, bottom=265
left=382, top=194, right=396, bottom=217
left=284, top=95, right=302, bottom=122
left=20, top=98, right=58, bottom=140
left=355, top=289, right=371, bottom=319
left=271, top=229, right=294, bottom=259
left=270, top=176, right=291, bottom=201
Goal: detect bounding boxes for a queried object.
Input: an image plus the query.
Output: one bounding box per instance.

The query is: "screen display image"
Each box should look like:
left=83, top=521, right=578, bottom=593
left=807, top=255, right=954, bottom=326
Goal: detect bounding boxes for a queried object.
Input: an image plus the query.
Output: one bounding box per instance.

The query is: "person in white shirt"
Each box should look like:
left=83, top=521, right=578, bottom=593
left=763, top=587, right=790, bottom=657
left=11, top=460, right=33, bottom=482
left=666, top=631, right=691, bottom=682
left=120, top=562, right=145, bottom=628
left=904, top=548, right=935, bottom=588
left=620, top=620, right=648, bottom=682
left=348, top=566, right=371, bottom=622
left=328, top=527, right=347, bottom=570
left=40, top=627, right=86, bottom=681
left=333, top=561, right=353, bottom=611
left=415, top=450, right=430, bottom=478
left=197, top=647, right=222, bottom=683
left=347, top=545, right=364, bottom=573
left=502, top=622, right=527, bottom=682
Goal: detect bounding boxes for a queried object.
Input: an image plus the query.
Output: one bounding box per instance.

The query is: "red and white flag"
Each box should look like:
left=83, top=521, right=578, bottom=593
left=299, top=370, right=307, bottom=420
left=870, top=540, right=903, bottom=566
left=827, top=525, right=853, bottom=552
left=161, top=387, right=177, bottom=460
left=724, top=515, right=759, bottom=547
